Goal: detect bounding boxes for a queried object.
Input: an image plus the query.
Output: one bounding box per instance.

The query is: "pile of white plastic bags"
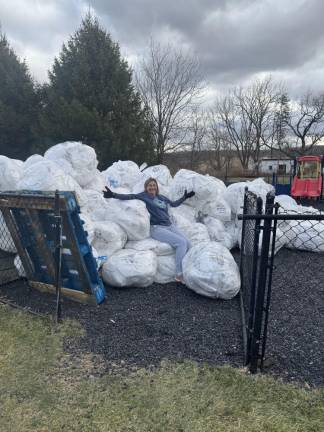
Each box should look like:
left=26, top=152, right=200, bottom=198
left=0, top=141, right=321, bottom=299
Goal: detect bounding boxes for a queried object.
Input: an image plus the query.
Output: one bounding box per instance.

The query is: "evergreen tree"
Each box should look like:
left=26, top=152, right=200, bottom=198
left=0, top=33, right=39, bottom=159
left=38, top=15, right=155, bottom=168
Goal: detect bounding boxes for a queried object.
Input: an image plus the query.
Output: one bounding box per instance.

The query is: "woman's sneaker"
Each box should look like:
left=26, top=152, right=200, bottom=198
left=175, top=275, right=185, bottom=284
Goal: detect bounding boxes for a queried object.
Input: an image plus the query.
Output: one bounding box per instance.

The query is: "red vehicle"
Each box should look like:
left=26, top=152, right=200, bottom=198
left=291, top=155, right=324, bottom=200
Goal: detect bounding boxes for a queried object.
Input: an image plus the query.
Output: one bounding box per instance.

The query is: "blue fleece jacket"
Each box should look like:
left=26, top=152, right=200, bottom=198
left=112, top=191, right=186, bottom=226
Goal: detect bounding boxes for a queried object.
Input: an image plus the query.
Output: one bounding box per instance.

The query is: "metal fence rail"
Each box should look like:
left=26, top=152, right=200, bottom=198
left=239, top=188, right=262, bottom=365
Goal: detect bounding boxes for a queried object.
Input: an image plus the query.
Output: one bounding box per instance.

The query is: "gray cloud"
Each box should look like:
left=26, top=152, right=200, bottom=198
left=196, top=0, right=324, bottom=75
left=0, top=0, right=82, bottom=51
left=0, top=0, right=84, bottom=80
left=1, top=0, right=324, bottom=96
left=93, top=0, right=324, bottom=95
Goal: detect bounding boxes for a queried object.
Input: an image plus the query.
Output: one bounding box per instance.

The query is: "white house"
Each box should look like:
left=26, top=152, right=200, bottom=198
left=257, top=158, right=294, bottom=175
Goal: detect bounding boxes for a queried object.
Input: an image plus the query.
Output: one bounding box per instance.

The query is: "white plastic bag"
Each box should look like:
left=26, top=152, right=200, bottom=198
left=101, top=249, right=157, bottom=287
left=91, top=247, right=108, bottom=270
left=183, top=241, right=240, bottom=299
left=83, top=169, right=106, bottom=192
left=0, top=156, right=23, bottom=191
left=92, top=221, right=127, bottom=257
left=154, top=254, right=176, bottom=283
left=275, top=194, right=298, bottom=211
left=102, top=161, right=142, bottom=190
left=24, top=154, right=44, bottom=169
left=104, top=198, right=151, bottom=241
left=278, top=219, right=324, bottom=252
left=125, top=238, right=174, bottom=256
left=224, top=178, right=274, bottom=216
left=170, top=169, right=226, bottom=208
left=83, top=190, right=150, bottom=240
left=169, top=205, right=196, bottom=226
left=277, top=198, right=320, bottom=216
left=44, top=141, right=98, bottom=187
left=180, top=222, right=210, bottom=246
left=223, top=221, right=239, bottom=250
left=82, top=190, right=111, bottom=221
left=197, top=197, right=231, bottom=222
left=18, top=160, right=87, bottom=206
left=141, top=165, right=173, bottom=187
left=202, top=217, right=238, bottom=250
left=202, top=216, right=225, bottom=240
left=223, top=182, right=246, bottom=215
left=274, top=198, right=323, bottom=252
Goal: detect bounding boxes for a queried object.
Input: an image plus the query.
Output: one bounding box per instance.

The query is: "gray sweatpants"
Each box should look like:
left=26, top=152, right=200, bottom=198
left=150, top=224, right=191, bottom=275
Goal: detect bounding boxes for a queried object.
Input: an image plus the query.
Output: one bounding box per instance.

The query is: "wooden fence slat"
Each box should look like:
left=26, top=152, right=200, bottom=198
left=29, top=281, right=95, bottom=304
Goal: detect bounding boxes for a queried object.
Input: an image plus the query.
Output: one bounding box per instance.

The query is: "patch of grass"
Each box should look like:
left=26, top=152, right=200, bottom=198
left=0, top=304, right=323, bottom=432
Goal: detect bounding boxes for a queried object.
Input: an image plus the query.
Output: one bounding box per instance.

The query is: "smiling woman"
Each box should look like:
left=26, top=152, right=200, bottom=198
left=103, top=177, right=195, bottom=283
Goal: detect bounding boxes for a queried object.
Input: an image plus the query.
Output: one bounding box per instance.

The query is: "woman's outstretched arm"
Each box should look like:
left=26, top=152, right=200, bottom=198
left=166, top=190, right=195, bottom=207
left=103, top=186, right=141, bottom=200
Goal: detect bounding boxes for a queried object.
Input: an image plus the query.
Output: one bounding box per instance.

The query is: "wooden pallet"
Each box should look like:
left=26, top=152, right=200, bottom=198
left=0, top=191, right=106, bottom=304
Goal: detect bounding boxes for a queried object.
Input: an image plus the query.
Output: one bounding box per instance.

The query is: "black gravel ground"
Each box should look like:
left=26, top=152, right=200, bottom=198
left=1, top=244, right=323, bottom=387
left=263, top=248, right=324, bottom=387
left=261, top=200, right=324, bottom=386
left=1, top=201, right=323, bottom=386
left=0, top=279, right=243, bottom=370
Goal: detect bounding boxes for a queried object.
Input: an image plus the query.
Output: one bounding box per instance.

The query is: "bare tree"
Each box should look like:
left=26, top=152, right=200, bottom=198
left=215, top=77, right=282, bottom=172
left=277, top=92, right=324, bottom=156
left=216, top=90, right=256, bottom=172
left=136, top=39, right=204, bottom=162
left=237, top=77, right=282, bottom=170
left=207, top=109, right=233, bottom=177
left=187, top=108, right=207, bottom=170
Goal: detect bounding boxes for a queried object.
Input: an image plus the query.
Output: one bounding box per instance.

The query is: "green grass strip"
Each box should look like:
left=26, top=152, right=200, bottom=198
left=0, top=304, right=323, bottom=432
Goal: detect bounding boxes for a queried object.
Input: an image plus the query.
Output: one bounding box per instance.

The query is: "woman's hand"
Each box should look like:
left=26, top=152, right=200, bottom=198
left=103, top=186, right=115, bottom=199
left=183, top=189, right=195, bottom=199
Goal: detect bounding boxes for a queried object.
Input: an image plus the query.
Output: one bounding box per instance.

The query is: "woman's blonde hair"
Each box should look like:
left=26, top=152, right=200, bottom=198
left=144, top=177, right=159, bottom=194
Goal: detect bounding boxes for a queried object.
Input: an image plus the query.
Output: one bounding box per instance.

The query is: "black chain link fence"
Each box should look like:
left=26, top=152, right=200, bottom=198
left=240, top=189, right=324, bottom=379
left=239, top=188, right=263, bottom=365
left=264, top=205, right=324, bottom=382
left=0, top=209, right=25, bottom=286
left=276, top=207, right=324, bottom=252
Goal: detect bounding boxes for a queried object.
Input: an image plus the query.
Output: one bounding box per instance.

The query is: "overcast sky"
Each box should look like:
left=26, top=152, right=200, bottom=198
left=1, top=0, right=324, bottom=101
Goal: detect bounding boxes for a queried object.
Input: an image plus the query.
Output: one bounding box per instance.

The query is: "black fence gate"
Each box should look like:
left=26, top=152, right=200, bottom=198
left=239, top=188, right=324, bottom=374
